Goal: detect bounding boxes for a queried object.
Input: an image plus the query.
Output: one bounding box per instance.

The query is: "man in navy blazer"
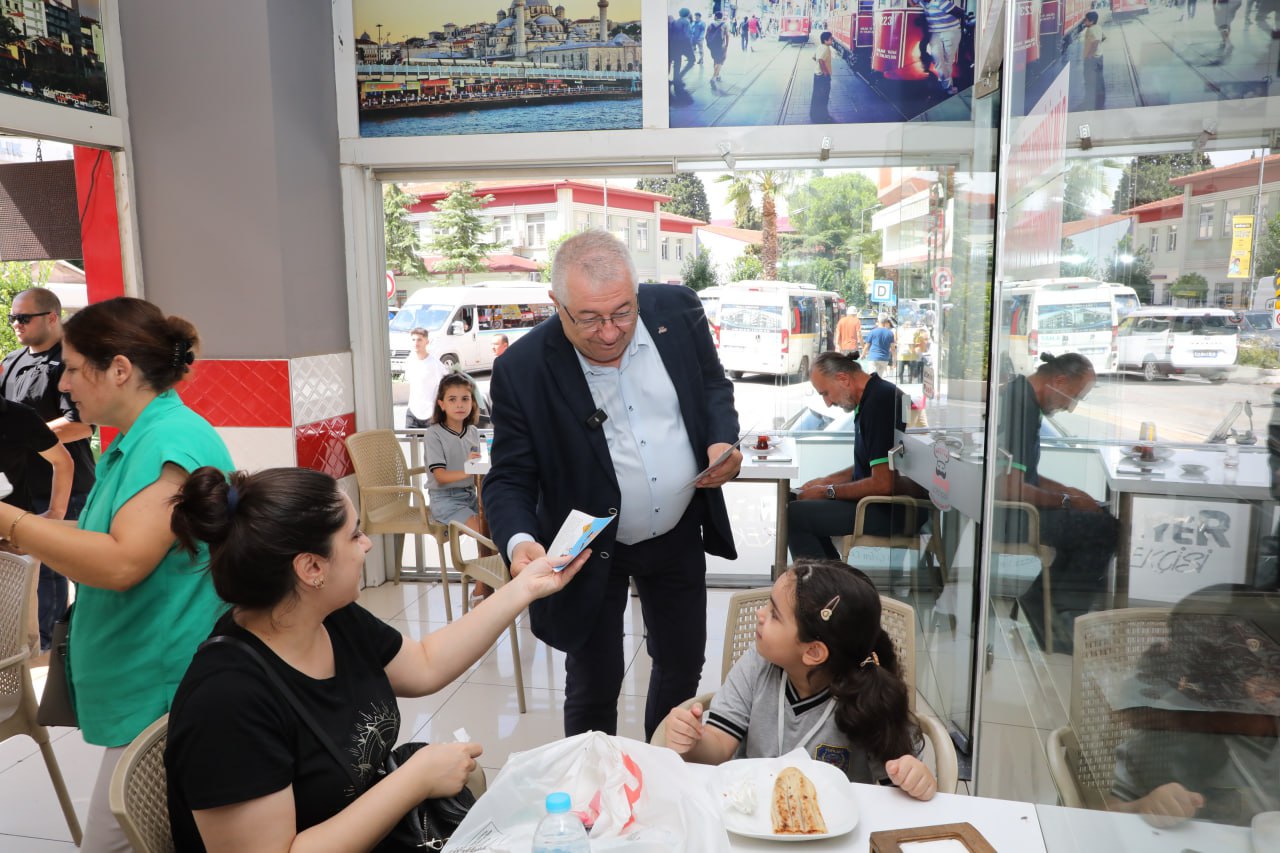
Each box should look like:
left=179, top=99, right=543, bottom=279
left=484, top=230, right=741, bottom=739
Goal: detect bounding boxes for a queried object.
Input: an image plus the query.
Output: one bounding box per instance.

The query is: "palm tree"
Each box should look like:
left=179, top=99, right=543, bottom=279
left=716, top=171, right=792, bottom=278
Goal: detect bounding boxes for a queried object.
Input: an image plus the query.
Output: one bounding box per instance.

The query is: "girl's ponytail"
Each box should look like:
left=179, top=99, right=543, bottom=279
left=791, top=560, right=923, bottom=764
left=827, top=627, right=921, bottom=763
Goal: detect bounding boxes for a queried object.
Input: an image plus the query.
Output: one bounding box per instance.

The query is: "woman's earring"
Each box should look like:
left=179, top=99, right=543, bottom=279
left=312, top=577, right=326, bottom=589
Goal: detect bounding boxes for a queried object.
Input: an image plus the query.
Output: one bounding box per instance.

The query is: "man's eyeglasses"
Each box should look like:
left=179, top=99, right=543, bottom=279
left=559, top=304, right=638, bottom=333
left=8, top=312, right=53, bottom=325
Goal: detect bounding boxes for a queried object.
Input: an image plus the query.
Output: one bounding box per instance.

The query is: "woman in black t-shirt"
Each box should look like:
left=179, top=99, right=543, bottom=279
left=164, top=466, right=589, bottom=852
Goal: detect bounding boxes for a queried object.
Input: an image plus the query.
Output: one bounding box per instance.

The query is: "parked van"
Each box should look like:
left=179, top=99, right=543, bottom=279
left=1003, top=278, right=1140, bottom=376
left=389, top=282, right=554, bottom=375
left=1115, top=307, right=1238, bottom=382
left=715, top=281, right=845, bottom=380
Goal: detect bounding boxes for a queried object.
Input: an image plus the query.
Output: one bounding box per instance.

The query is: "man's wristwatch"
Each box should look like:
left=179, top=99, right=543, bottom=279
left=1060, top=493, right=1071, bottom=510
left=826, top=485, right=838, bottom=500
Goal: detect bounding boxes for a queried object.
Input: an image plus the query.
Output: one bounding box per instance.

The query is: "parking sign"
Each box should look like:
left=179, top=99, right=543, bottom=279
left=870, top=279, right=895, bottom=304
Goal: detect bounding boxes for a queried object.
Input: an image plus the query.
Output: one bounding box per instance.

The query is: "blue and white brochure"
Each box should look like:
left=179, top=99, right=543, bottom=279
left=548, top=510, right=615, bottom=567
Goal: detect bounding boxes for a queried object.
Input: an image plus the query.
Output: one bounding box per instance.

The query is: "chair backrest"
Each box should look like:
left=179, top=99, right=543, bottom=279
left=723, top=588, right=772, bottom=681
left=878, top=595, right=916, bottom=712
left=0, top=552, right=38, bottom=699
left=346, top=429, right=416, bottom=523
left=1067, top=608, right=1170, bottom=808
left=109, top=714, right=174, bottom=853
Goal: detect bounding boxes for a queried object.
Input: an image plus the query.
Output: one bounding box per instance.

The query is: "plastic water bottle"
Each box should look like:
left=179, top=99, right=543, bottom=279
left=531, top=792, right=589, bottom=853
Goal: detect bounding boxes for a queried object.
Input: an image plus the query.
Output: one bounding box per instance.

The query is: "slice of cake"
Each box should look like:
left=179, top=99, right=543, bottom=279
left=770, top=766, right=827, bottom=835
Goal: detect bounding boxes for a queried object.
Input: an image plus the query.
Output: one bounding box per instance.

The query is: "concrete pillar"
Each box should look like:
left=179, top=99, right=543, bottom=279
left=116, top=0, right=357, bottom=482
left=598, top=0, right=608, bottom=42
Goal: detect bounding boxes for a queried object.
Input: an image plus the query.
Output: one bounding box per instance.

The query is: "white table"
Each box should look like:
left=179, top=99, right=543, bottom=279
left=466, top=439, right=800, bottom=578
left=1036, top=803, right=1251, bottom=852
left=1098, top=445, right=1270, bottom=503
left=684, top=764, right=1046, bottom=852
left=1098, top=445, right=1271, bottom=606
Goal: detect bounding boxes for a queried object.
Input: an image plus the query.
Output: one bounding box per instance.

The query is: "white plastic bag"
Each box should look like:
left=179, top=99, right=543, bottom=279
left=443, top=732, right=730, bottom=852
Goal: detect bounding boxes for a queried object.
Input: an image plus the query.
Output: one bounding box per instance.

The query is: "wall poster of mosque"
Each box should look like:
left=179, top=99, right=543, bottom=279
left=354, top=1, right=643, bottom=137
left=667, top=1, right=974, bottom=129
left=1, top=0, right=110, bottom=115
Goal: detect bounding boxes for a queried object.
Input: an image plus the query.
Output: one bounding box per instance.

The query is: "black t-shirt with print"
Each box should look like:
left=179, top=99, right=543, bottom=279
left=166, top=604, right=406, bottom=851
left=0, top=396, right=59, bottom=511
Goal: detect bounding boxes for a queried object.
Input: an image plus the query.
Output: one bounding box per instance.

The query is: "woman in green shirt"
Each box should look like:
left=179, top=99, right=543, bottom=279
left=0, top=297, right=232, bottom=852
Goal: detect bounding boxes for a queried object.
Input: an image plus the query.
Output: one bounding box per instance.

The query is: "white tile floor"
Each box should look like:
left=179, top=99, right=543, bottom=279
left=2, top=581, right=1051, bottom=849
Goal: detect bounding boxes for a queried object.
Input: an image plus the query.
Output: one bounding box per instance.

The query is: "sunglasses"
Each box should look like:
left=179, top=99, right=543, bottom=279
left=8, top=311, right=53, bottom=325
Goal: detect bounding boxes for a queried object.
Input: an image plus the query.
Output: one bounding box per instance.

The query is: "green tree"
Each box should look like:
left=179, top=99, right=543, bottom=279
left=1063, top=157, right=1122, bottom=222
left=681, top=249, right=719, bottom=291
left=1, top=263, right=54, bottom=355
left=1171, top=272, right=1209, bottom=305
left=1103, top=237, right=1155, bottom=304
left=1112, top=152, right=1210, bottom=212
left=717, top=171, right=791, bottom=279
left=635, top=173, right=711, bottom=223
left=428, top=181, right=499, bottom=284
left=1254, top=212, right=1280, bottom=281
left=1, top=15, right=21, bottom=44
left=383, top=184, right=426, bottom=277
left=730, top=249, right=764, bottom=282
left=1059, top=237, right=1100, bottom=279
left=539, top=231, right=578, bottom=283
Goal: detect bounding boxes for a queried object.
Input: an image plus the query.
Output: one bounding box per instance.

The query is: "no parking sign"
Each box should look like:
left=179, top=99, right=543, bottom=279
left=933, top=266, right=953, bottom=297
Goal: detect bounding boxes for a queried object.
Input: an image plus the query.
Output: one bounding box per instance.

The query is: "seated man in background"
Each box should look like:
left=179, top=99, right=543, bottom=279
left=996, top=352, right=1118, bottom=654
left=788, top=352, right=921, bottom=560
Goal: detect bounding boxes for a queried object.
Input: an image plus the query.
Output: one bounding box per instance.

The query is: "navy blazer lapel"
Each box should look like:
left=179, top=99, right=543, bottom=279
left=543, top=321, right=617, bottom=481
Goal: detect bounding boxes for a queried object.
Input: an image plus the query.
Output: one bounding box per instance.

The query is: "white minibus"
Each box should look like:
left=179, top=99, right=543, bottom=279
left=388, top=282, right=554, bottom=375
left=715, top=281, right=845, bottom=379
left=1003, top=278, right=1140, bottom=376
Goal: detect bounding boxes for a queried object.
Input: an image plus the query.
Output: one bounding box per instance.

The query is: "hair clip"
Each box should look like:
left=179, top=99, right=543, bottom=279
left=226, top=484, right=240, bottom=513
left=860, top=651, right=880, bottom=669
left=820, top=595, right=841, bottom=621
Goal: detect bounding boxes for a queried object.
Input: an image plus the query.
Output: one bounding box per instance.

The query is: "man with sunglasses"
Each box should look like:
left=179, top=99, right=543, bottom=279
left=2, top=289, right=96, bottom=653
left=484, top=229, right=742, bottom=741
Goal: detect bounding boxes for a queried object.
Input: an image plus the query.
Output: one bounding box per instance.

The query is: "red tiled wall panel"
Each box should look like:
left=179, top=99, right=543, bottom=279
left=178, top=360, right=292, bottom=427
left=295, top=413, right=356, bottom=479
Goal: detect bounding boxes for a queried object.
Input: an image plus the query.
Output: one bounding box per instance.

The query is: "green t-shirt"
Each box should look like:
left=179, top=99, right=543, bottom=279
left=68, top=389, right=233, bottom=747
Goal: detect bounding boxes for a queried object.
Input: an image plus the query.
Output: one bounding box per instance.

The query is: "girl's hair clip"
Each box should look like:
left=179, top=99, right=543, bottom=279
left=860, top=651, right=880, bottom=669
left=820, top=595, right=841, bottom=621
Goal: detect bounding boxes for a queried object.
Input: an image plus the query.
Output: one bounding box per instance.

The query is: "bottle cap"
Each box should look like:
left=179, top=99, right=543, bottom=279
left=545, top=791, right=571, bottom=814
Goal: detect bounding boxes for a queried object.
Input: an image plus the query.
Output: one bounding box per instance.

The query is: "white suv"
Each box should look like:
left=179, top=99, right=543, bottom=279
left=1115, top=308, right=1238, bottom=383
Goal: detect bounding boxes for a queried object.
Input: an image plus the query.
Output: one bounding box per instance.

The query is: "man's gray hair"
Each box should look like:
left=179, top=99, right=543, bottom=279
left=550, top=229, right=639, bottom=303
left=812, top=350, right=864, bottom=378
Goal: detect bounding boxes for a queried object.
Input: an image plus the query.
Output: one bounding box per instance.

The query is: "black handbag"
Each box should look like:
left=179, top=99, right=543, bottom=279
left=36, top=605, right=78, bottom=728
left=201, top=635, right=474, bottom=850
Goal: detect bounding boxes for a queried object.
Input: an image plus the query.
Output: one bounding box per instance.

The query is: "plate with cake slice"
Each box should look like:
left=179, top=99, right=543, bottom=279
left=710, top=758, right=859, bottom=841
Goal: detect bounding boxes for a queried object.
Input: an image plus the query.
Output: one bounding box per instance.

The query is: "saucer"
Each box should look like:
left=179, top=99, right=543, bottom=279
left=1180, top=463, right=1209, bottom=477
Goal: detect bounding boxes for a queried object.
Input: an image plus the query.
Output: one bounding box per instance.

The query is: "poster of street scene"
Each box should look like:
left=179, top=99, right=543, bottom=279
left=1, top=1, right=110, bottom=114
left=1012, top=0, right=1278, bottom=117
left=667, top=0, right=975, bottom=127
left=355, top=1, right=643, bottom=137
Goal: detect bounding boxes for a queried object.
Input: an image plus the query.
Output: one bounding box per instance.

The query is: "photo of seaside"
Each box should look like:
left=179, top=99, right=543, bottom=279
left=355, top=1, right=642, bottom=137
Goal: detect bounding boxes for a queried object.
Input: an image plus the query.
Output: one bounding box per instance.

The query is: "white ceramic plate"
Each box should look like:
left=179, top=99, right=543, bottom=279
left=710, top=759, right=858, bottom=841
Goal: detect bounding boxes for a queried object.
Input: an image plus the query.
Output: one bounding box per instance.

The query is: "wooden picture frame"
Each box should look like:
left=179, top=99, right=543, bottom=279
left=870, top=822, right=997, bottom=853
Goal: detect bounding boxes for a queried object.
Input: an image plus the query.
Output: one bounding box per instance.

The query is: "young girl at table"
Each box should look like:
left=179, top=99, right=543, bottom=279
left=424, top=373, right=491, bottom=601
left=662, top=559, right=937, bottom=800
